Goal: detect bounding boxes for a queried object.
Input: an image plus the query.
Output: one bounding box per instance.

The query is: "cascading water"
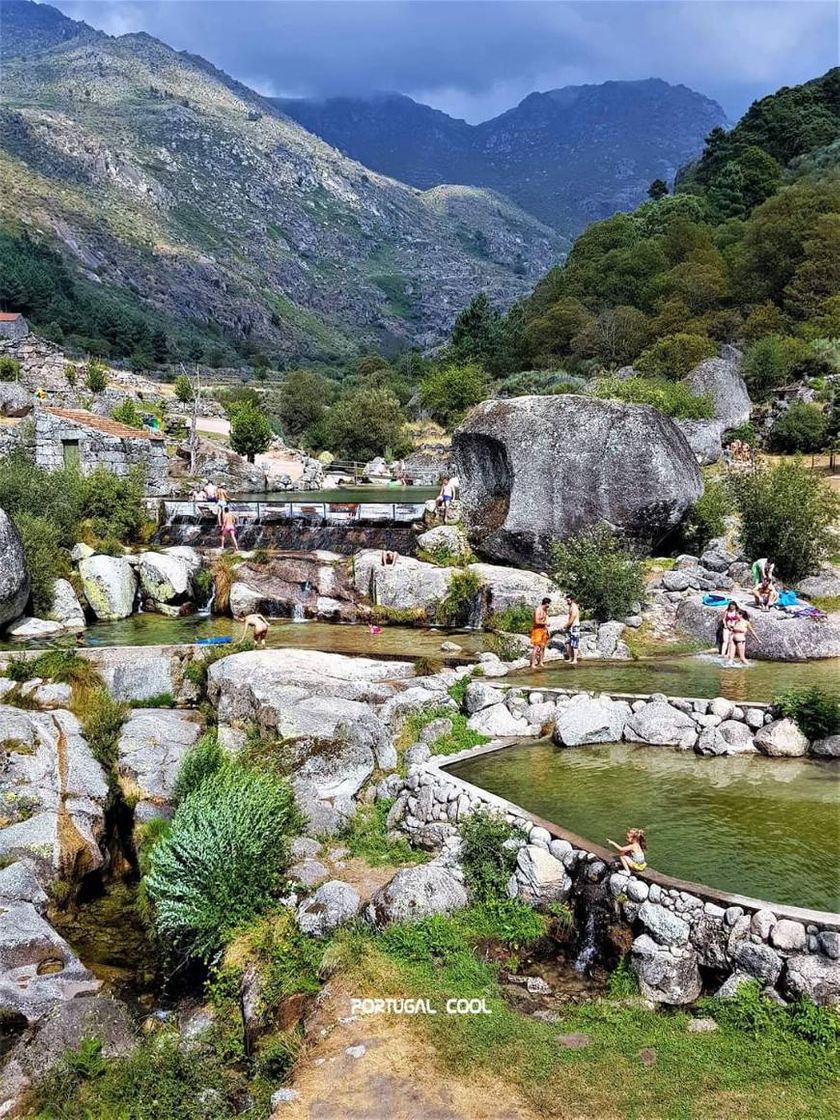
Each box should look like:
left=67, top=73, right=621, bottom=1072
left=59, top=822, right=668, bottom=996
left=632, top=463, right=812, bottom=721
left=573, top=872, right=613, bottom=976
left=197, top=590, right=215, bottom=617
left=291, top=603, right=306, bottom=622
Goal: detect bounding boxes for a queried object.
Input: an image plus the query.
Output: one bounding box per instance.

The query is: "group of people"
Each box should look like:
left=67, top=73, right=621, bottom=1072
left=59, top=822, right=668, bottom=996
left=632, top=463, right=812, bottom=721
left=722, top=439, right=754, bottom=469
left=189, top=480, right=239, bottom=549
left=529, top=594, right=580, bottom=670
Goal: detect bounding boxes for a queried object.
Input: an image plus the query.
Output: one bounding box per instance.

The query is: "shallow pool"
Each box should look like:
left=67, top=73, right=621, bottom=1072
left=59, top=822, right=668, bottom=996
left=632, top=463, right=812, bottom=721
left=447, top=740, right=840, bottom=913
left=0, top=615, right=487, bottom=661
left=232, top=486, right=437, bottom=504
left=511, top=654, right=840, bottom=703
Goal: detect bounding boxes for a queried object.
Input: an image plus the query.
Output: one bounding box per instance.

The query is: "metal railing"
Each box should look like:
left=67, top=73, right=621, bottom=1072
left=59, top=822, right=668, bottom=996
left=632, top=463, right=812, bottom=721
left=163, top=498, right=427, bottom=526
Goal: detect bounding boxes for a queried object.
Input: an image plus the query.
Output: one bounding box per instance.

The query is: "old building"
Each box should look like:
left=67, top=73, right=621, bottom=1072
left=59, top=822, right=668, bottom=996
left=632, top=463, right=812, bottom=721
left=34, top=407, right=169, bottom=495
left=0, top=312, right=29, bottom=340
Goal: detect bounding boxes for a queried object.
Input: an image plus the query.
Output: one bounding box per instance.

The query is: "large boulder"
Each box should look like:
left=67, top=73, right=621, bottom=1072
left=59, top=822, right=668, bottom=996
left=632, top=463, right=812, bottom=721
left=676, top=596, right=840, bottom=660
left=229, top=551, right=357, bottom=621
left=453, top=396, right=702, bottom=568
left=470, top=563, right=564, bottom=615
left=553, top=694, right=630, bottom=747
left=797, top=565, right=840, bottom=601
left=176, top=434, right=267, bottom=492
left=0, top=508, right=29, bottom=628
left=86, top=646, right=180, bottom=703
left=624, top=702, right=697, bottom=749
left=0, top=707, right=108, bottom=885
left=352, top=550, right=452, bottom=614
left=116, top=709, right=203, bottom=821
left=784, top=954, right=840, bottom=1006
left=515, top=844, right=572, bottom=904
left=297, top=880, right=362, bottom=936
left=631, top=934, right=702, bottom=1005
left=0, top=381, right=32, bottom=417
left=675, top=418, right=725, bottom=465
left=365, top=863, right=468, bottom=927
left=416, top=524, right=471, bottom=558
left=78, top=555, right=137, bottom=621
left=754, top=718, right=809, bottom=759
left=46, top=578, right=86, bottom=631
left=136, top=551, right=194, bottom=606
left=682, top=354, right=751, bottom=430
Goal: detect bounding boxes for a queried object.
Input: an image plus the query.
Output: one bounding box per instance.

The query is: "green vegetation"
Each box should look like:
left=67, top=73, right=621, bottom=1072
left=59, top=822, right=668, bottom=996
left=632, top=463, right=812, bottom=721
left=768, top=401, right=829, bottom=452
left=397, top=704, right=489, bottom=763
left=84, top=359, right=107, bottom=394
left=635, top=333, right=718, bottom=379
left=487, top=603, right=533, bottom=634
left=172, top=373, right=194, bottom=403
left=551, top=527, right=644, bottom=622
left=340, top=799, right=428, bottom=867
left=276, top=369, right=332, bottom=441
left=436, top=568, right=484, bottom=627
left=0, top=355, right=21, bottom=381
left=110, top=398, right=143, bottom=429
left=678, top=475, right=733, bottom=553
left=172, top=731, right=226, bottom=805
left=420, top=361, right=488, bottom=429
left=730, top=459, right=840, bottom=581
left=773, top=686, right=840, bottom=740
left=459, top=808, right=521, bottom=902
left=229, top=400, right=272, bottom=462
left=590, top=376, right=714, bottom=418
left=78, top=689, right=128, bottom=775
left=12, top=511, right=69, bottom=615
left=145, top=762, right=300, bottom=962
left=312, top=385, right=409, bottom=460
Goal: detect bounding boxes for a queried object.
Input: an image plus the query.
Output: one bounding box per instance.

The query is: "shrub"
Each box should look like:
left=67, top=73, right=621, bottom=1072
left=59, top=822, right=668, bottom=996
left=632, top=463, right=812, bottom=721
left=607, top=956, right=639, bottom=998
left=551, top=526, right=644, bottom=622
left=85, top=359, right=107, bottom=393
left=419, top=362, right=487, bottom=429
left=172, top=731, right=226, bottom=804
left=635, top=333, right=717, bottom=379
left=0, top=356, right=21, bottom=381
left=229, top=400, right=272, bottom=462
left=488, top=603, right=533, bottom=634
left=0, top=453, right=84, bottom=547
left=145, top=764, right=300, bottom=961
left=768, top=402, right=828, bottom=452
left=773, top=686, right=840, bottom=740
left=12, top=511, right=69, bottom=615
left=741, top=334, right=810, bottom=396
left=29, top=650, right=99, bottom=688
left=110, top=398, right=143, bottom=429
left=173, top=373, right=194, bottom=404
left=436, top=568, right=484, bottom=627
left=79, top=466, right=149, bottom=544
left=78, top=688, right=128, bottom=773
left=730, top=460, right=840, bottom=581
left=678, top=476, right=733, bottom=553
left=459, top=808, right=521, bottom=902
left=704, top=979, right=839, bottom=1049
left=590, top=376, right=714, bottom=419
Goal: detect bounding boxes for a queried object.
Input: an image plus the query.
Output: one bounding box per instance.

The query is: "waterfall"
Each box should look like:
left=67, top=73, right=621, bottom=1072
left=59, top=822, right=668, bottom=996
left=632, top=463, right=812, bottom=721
left=466, top=587, right=488, bottom=630
left=573, top=877, right=612, bottom=976
left=197, top=590, right=215, bottom=617
left=291, top=603, right=306, bottom=622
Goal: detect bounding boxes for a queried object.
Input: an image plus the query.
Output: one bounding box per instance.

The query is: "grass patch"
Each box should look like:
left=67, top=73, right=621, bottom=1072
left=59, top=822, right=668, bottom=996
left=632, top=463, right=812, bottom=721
left=339, top=799, right=428, bottom=868
left=487, top=604, right=533, bottom=635
left=129, top=692, right=175, bottom=709
left=811, top=595, right=840, bottom=614
left=397, top=705, right=489, bottom=764
left=370, top=604, right=429, bottom=626
left=435, top=569, right=484, bottom=627
left=75, top=688, right=129, bottom=774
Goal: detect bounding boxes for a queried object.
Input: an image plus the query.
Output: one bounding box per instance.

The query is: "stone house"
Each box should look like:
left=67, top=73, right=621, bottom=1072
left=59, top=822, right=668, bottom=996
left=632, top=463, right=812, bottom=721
left=0, top=312, right=28, bottom=340
left=34, top=407, right=169, bottom=495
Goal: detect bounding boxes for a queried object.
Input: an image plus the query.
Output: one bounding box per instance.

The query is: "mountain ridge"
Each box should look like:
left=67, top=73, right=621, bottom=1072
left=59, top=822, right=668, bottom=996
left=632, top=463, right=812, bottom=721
left=275, top=79, right=728, bottom=236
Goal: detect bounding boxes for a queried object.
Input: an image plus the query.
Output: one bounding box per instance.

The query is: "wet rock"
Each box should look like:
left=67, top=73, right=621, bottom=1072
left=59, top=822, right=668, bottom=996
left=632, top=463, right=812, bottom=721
left=624, top=702, right=697, bottom=749
left=117, top=708, right=202, bottom=820
left=365, top=863, right=468, bottom=927
left=78, top=555, right=137, bottom=621
left=783, top=954, right=840, bottom=1005
left=553, top=694, right=630, bottom=747
left=453, top=395, right=702, bottom=568
left=297, top=881, right=362, bottom=936
left=754, top=718, right=809, bottom=759
left=0, top=508, right=29, bottom=628
left=811, top=735, right=840, bottom=759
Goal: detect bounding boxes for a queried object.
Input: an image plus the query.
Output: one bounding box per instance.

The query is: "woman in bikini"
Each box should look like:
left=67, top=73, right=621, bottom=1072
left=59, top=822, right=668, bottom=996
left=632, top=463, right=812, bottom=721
left=719, top=600, right=740, bottom=661
left=730, top=608, right=761, bottom=666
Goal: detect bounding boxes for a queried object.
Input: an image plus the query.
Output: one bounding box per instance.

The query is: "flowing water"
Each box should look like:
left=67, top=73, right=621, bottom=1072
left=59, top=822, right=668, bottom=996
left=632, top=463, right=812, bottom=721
left=447, top=740, right=840, bottom=913
left=511, top=654, right=840, bottom=703
left=0, top=615, right=488, bottom=660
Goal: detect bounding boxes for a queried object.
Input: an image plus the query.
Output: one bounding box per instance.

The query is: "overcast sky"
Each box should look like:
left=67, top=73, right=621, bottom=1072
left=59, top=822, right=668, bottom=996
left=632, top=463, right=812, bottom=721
left=51, top=0, right=839, bottom=123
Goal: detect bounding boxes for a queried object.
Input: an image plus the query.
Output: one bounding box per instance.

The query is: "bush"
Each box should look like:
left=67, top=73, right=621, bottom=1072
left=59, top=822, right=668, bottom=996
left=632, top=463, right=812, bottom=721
left=172, top=731, right=225, bottom=804
left=436, top=568, right=484, bottom=627
left=704, top=978, right=839, bottom=1049
left=420, top=362, right=487, bottom=429
left=85, top=359, right=107, bottom=393
left=315, top=386, right=409, bottom=461
left=768, top=401, right=828, bottom=452
left=773, top=687, right=840, bottom=740
left=145, top=764, right=301, bottom=961
left=110, top=398, right=143, bottom=429
left=0, top=355, right=21, bottom=381
left=0, top=453, right=84, bottom=547
left=79, top=466, right=149, bottom=543
left=459, top=808, right=521, bottom=902
left=679, top=476, right=733, bottom=553
left=590, top=376, right=714, bottom=419
left=635, top=333, right=717, bottom=379
left=79, top=688, right=129, bottom=773
left=229, top=400, right=272, bottom=462
left=730, top=460, right=840, bottom=581
left=487, top=603, right=533, bottom=634
left=12, top=511, right=69, bottom=615
left=173, top=373, right=194, bottom=403
left=551, top=527, right=644, bottom=622
left=741, top=334, right=810, bottom=396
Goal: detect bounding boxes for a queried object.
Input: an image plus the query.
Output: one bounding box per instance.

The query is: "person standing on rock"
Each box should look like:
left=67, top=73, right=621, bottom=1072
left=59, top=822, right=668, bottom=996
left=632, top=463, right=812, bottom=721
left=220, top=508, right=238, bottom=551
left=562, top=594, right=581, bottom=666
left=730, top=608, right=761, bottom=666
left=529, top=597, right=551, bottom=670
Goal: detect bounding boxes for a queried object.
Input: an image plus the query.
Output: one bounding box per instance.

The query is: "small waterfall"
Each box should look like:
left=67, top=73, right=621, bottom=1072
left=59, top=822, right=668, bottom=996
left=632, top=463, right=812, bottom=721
left=466, top=587, right=488, bottom=630
left=197, top=590, right=215, bottom=617
left=291, top=603, right=306, bottom=622
left=573, top=872, right=612, bottom=976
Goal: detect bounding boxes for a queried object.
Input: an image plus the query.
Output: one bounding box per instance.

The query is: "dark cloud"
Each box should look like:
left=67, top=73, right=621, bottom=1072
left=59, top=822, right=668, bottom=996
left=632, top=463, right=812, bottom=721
left=53, top=1, right=839, bottom=122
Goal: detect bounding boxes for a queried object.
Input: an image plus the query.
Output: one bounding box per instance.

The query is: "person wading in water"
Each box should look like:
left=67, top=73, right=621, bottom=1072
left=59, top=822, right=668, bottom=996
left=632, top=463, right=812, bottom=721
left=529, top=597, right=551, bottom=670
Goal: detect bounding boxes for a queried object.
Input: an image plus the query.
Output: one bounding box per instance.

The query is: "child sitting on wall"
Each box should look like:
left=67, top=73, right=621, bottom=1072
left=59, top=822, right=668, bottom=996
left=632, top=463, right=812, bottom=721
left=607, top=828, right=648, bottom=874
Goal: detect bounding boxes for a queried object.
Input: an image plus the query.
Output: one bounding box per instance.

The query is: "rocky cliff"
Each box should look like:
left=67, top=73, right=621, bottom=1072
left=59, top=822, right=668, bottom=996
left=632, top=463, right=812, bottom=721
left=0, top=1, right=560, bottom=361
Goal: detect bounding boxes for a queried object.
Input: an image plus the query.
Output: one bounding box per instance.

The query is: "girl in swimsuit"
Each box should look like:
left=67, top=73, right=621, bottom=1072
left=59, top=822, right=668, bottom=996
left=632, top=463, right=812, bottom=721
left=730, top=609, right=761, bottom=666
left=720, top=600, right=740, bottom=661
left=608, top=829, right=648, bottom=874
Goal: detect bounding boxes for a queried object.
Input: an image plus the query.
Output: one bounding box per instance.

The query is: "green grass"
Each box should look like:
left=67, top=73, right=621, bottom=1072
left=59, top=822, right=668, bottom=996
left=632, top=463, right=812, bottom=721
left=339, top=799, right=428, bottom=868
left=397, top=705, right=489, bottom=765
left=336, top=913, right=839, bottom=1120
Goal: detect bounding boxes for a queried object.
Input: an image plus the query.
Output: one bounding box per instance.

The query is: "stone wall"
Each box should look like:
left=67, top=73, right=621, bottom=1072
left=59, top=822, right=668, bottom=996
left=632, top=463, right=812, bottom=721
left=33, top=409, right=169, bottom=496
left=0, top=336, right=67, bottom=390
left=390, top=726, right=840, bottom=1006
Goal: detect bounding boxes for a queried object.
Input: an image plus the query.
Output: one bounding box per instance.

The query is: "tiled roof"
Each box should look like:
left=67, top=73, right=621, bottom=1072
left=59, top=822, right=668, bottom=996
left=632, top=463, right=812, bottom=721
left=42, top=406, right=164, bottom=441
left=0, top=312, right=23, bottom=321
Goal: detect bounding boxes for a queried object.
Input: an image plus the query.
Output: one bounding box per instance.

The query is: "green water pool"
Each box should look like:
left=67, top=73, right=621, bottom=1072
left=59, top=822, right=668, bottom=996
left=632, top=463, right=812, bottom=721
left=447, top=740, right=840, bottom=913
left=511, top=654, right=840, bottom=703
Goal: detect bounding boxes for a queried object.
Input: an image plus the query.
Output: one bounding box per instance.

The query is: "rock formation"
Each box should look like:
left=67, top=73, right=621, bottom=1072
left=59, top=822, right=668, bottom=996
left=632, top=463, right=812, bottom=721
left=0, top=508, right=29, bottom=628
left=453, top=396, right=703, bottom=568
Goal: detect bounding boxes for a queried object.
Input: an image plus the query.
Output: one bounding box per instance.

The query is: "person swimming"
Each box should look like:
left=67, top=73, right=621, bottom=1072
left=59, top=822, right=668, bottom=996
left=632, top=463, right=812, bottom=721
left=607, top=829, right=648, bottom=874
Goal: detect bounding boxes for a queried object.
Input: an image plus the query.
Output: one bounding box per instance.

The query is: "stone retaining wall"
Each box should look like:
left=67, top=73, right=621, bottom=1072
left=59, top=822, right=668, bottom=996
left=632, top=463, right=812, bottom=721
left=389, top=740, right=839, bottom=1006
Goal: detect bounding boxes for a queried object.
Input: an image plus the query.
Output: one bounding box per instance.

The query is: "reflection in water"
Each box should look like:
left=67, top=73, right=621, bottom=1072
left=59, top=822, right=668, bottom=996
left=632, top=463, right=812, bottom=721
left=448, top=740, right=840, bottom=913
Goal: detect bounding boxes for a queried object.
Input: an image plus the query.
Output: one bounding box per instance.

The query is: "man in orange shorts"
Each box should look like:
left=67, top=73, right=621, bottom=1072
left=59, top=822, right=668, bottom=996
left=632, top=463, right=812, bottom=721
left=529, top=596, right=552, bottom=670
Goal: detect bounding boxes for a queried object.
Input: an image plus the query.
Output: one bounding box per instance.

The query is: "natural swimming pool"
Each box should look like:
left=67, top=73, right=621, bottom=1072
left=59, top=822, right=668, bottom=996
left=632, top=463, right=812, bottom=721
left=447, top=740, right=840, bottom=913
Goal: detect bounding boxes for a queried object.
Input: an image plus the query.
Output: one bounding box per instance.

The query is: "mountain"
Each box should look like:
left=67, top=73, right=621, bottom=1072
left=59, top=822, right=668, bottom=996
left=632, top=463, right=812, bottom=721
left=0, top=2, right=561, bottom=365
left=275, top=81, right=728, bottom=237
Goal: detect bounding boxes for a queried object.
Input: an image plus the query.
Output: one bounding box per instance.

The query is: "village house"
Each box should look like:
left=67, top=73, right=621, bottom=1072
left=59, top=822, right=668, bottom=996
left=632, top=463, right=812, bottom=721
left=0, top=312, right=29, bottom=341
left=33, top=406, right=169, bottom=495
